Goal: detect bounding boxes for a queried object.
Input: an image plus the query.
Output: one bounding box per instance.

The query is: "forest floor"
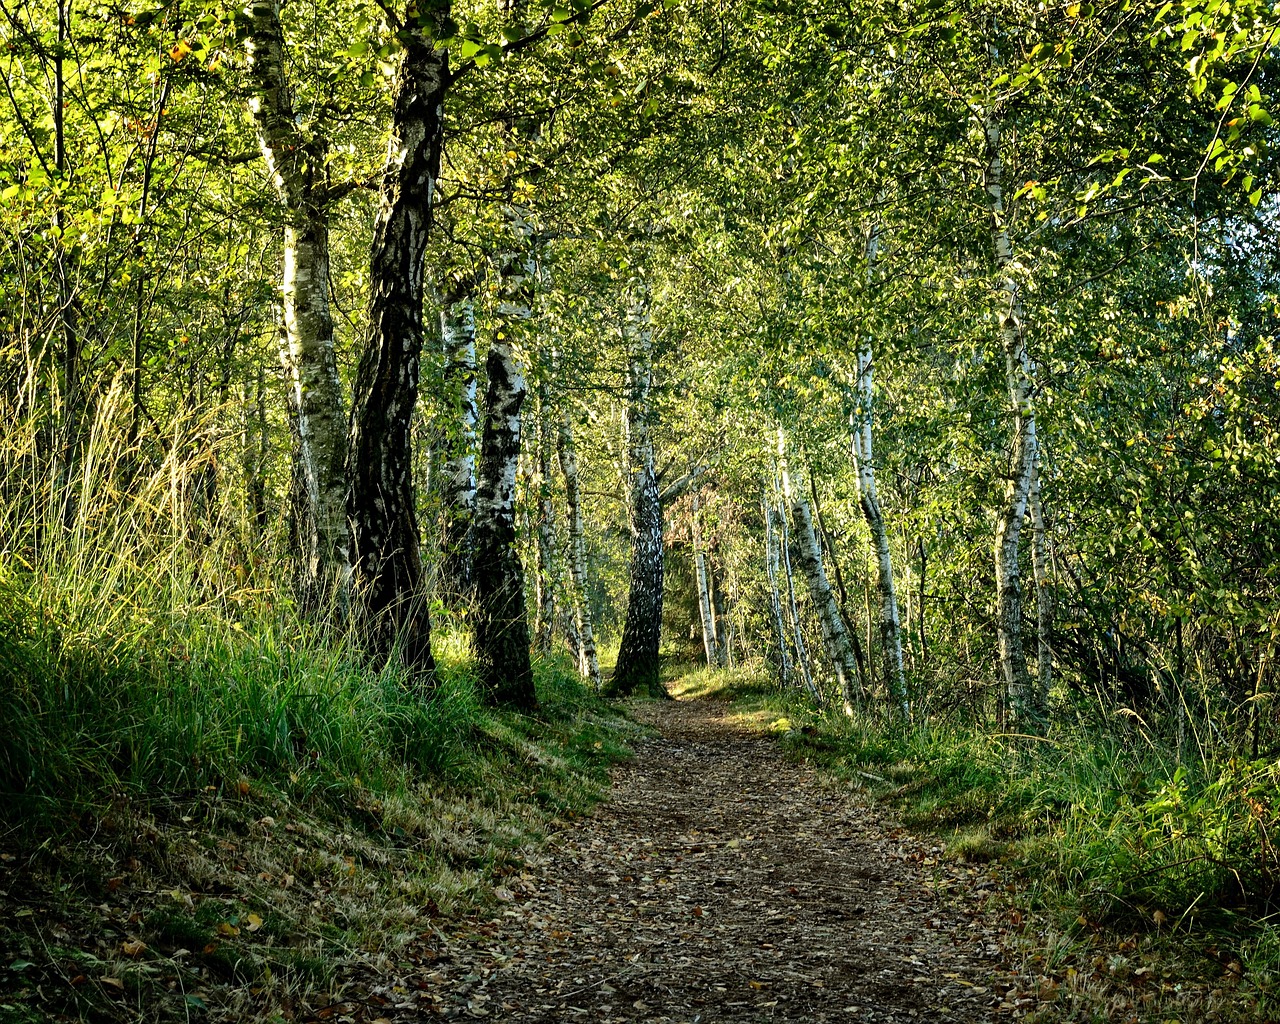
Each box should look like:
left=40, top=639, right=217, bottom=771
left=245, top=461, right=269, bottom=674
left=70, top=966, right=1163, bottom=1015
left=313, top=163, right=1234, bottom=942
left=413, top=695, right=1024, bottom=1023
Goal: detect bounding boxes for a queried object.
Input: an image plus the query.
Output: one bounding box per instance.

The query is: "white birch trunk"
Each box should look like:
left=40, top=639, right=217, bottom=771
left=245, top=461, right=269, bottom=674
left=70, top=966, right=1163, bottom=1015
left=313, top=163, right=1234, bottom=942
left=763, top=493, right=794, bottom=687
left=472, top=219, right=536, bottom=707
left=776, top=479, right=820, bottom=705
left=849, top=355, right=911, bottom=716
left=1029, top=454, right=1052, bottom=715
left=558, top=412, right=601, bottom=689
left=984, top=113, right=1041, bottom=728
left=779, top=429, right=862, bottom=714
left=244, top=0, right=349, bottom=611
left=851, top=223, right=909, bottom=719
left=691, top=489, right=721, bottom=668
left=613, top=284, right=666, bottom=697
left=534, top=390, right=557, bottom=654
left=438, top=293, right=478, bottom=599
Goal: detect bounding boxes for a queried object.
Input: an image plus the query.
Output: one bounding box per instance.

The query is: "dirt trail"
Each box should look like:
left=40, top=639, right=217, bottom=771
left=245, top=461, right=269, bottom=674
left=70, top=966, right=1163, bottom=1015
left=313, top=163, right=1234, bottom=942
left=419, top=698, right=1020, bottom=1022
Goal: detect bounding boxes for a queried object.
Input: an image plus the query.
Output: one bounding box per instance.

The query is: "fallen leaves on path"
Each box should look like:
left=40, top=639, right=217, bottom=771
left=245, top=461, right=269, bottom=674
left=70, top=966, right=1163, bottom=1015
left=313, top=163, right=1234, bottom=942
left=405, top=699, right=1021, bottom=1022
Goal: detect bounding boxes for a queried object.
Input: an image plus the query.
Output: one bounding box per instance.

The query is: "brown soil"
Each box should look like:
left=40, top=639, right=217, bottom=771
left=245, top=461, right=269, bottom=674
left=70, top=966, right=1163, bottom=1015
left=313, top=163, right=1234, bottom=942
left=409, top=698, right=1021, bottom=1022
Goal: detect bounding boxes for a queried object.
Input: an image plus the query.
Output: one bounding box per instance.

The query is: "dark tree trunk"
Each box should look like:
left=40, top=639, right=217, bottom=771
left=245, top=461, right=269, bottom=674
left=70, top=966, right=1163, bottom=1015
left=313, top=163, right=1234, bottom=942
left=346, top=8, right=447, bottom=677
left=610, top=287, right=668, bottom=698
left=612, top=462, right=665, bottom=697
left=472, top=337, right=536, bottom=709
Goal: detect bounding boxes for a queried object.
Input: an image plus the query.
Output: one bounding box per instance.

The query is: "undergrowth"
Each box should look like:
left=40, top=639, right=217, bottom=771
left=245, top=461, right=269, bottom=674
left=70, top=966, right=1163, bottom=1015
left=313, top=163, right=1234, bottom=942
left=670, top=661, right=1280, bottom=1021
left=0, top=576, right=639, bottom=1024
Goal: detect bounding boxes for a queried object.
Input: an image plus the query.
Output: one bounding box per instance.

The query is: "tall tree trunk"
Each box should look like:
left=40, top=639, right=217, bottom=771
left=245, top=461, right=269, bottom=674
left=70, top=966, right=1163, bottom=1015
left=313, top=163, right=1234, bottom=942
left=983, top=113, right=1040, bottom=727
left=692, top=489, right=721, bottom=668
left=776, top=478, right=819, bottom=704
left=245, top=0, right=350, bottom=612
left=533, top=386, right=557, bottom=654
left=611, top=285, right=667, bottom=697
left=473, top=331, right=536, bottom=708
left=437, top=287, right=479, bottom=601
left=346, top=7, right=447, bottom=676
left=763, top=491, right=794, bottom=688
left=558, top=411, right=601, bottom=689
left=779, top=429, right=862, bottom=714
left=917, top=537, right=928, bottom=673
left=851, top=223, right=909, bottom=721
left=809, top=469, right=871, bottom=694
left=1029, top=454, right=1052, bottom=714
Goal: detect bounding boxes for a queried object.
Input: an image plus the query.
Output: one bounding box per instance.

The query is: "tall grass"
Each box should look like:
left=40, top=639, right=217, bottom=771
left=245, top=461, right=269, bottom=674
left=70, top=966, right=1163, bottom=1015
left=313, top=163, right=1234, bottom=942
left=0, top=376, right=624, bottom=838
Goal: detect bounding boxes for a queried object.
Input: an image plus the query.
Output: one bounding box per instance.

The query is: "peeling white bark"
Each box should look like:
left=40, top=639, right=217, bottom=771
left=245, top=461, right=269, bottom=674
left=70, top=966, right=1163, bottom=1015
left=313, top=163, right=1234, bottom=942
left=534, top=392, right=558, bottom=654
left=774, top=474, right=819, bottom=705
left=438, top=294, right=478, bottom=598
left=614, top=285, right=666, bottom=697
left=473, top=330, right=535, bottom=707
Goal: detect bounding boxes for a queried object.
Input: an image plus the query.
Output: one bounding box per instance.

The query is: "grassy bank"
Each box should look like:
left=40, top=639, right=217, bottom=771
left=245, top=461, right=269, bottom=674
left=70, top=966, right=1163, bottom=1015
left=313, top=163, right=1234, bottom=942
left=668, top=661, right=1280, bottom=1023
left=0, top=578, right=640, bottom=1024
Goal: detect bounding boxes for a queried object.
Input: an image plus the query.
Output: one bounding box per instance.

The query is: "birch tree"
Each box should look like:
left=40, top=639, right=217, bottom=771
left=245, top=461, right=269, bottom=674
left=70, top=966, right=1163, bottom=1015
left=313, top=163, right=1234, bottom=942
left=243, top=0, right=349, bottom=612
left=851, top=222, right=909, bottom=720
left=436, top=279, right=480, bottom=602
left=982, top=110, right=1042, bottom=727
left=558, top=410, right=602, bottom=689
left=346, top=2, right=449, bottom=674
left=778, top=428, right=862, bottom=714
left=471, top=219, right=537, bottom=709
left=691, top=488, right=722, bottom=668
left=611, top=283, right=666, bottom=698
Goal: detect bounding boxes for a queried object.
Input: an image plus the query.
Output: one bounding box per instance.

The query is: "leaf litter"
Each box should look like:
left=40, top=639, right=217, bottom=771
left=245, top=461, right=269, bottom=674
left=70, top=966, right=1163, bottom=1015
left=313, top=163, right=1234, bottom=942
left=411, top=698, right=1022, bottom=1022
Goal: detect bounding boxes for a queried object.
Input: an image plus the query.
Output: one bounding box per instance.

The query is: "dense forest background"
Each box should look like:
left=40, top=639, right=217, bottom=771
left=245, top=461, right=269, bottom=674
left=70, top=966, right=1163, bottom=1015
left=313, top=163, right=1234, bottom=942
left=2, top=0, right=1280, bottom=1017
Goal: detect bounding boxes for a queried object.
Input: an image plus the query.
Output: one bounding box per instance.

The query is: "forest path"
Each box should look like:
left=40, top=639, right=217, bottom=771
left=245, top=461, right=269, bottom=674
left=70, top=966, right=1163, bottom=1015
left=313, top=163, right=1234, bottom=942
left=418, top=697, right=1022, bottom=1022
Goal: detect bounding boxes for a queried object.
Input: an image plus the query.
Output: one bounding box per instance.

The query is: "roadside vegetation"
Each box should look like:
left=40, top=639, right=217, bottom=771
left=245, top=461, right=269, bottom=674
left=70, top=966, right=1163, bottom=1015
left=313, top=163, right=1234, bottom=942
left=669, top=662, right=1280, bottom=1022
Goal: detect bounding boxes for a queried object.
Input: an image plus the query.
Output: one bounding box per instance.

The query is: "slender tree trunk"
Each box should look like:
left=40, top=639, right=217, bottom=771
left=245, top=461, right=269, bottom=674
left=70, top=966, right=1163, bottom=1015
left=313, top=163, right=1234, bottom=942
left=533, top=387, right=558, bottom=653
left=346, top=8, right=447, bottom=675
left=984, top=113, right=1040, bottom=727
left=779, top=429, right=862, bottom=714
left=692, top=489, right=721, bottom=668
left=776, top=478, right=819, bottom=704
left=917, top=537, right=928, bottom=673
left=1029, top=455, right=1052, bottom=714
left=711, top=567, right=730, bottom=665
left=851, top=223, right=909, bottom=721
left=243, top=361, right=269, bottom=539
left=558, top=411, right=601, bottom=689
left=611, top=286, right=667, bottom=697
left=809, top=469, right=871, bottom=693
left=437, top=288, right=478, bottom=601
left=473, top=331, right=536, bottom=708
left=763, top=492, right=794, bottom=687
left=51, top=0, right=83, bottom=527
left=245, top=0, right=350, bottom=612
